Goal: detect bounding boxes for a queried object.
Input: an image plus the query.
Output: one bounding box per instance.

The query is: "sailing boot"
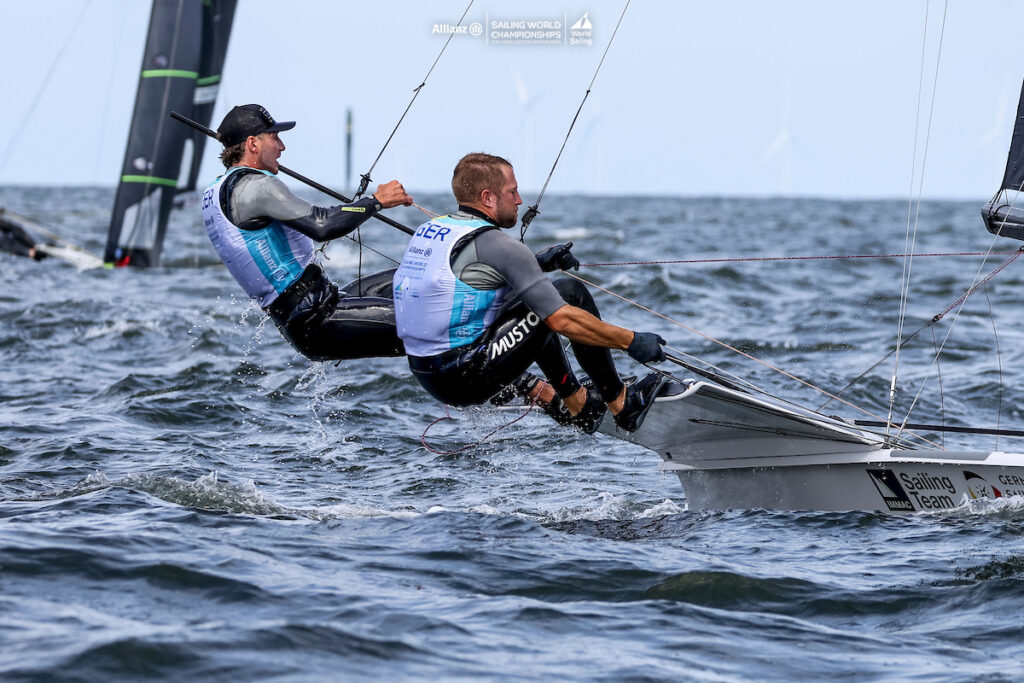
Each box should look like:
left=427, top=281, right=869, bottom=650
left=613, top=373, right=667, bottom=433
left=542, top=385, right=606, bottom=434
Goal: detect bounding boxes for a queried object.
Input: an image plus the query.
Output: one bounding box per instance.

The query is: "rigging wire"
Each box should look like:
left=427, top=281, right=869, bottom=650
left=869, top=0, right=1023, bottom=442
left=929, top=326, right=945, bottom=448
left=893, top=165, right=1024, bottom=433
left=519, top=0, right=631, bottom=241
left=888, top=171, right=1024, bottom=428
left=321, top=201, right=441, bottom=293
left=0, top=0, right=94, bottom=176
left=896, top=242, right=1020, bottom=440
left=658, top=346, right=922, bottom=449
left=577, top=251, right=1018, bottom=267
left=340, top=0, right=473, bottom=289
left=95, top=0, right=126, bottom=180
left=819, top=246, right=1024, bottom=410
left=560, top=270, right=944, bottom=449
left=889, top=0, right=946, bottom=436
left=353, top=0, right=476, bottom=200
left=984, top=284, right=1005, bottom=451
left=891, top=170, right=1024, bottom=431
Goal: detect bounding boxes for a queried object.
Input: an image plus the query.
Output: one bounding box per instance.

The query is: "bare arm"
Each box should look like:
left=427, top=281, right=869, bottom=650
left=544, top=304, right=634, bottom=349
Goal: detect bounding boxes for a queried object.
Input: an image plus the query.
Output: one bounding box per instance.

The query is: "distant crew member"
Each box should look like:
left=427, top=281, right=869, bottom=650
left=0, top=214, right=46, bottom=260
left=393, top=152, right=667, bottom=433
left=203, top=104, right=413, bottom=361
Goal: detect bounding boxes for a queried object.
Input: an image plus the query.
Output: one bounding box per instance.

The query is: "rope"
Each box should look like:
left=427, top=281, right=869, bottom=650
left=354, top=0, right=476, bottom=199
left=890, top=0, right=947, bottom=436
left=896, top=244, right=1024, bottom=438
left=929, top=326, right=945, bottom=448
left=421, top=400, right=539, bottom=455
left=316, top=202, right=441, bottom=278
left=893, top=173, right=1024, bottom=429
left=560, top=270, right=944, bottom=449
left=578, top=251, right=1017, bottom=267
left=984, top=284, right=1004, bottom=451
left=413, top=203, right=440, bottom=219
left=659, top=347, right=922, bottom=449
left=820, top=246, right=1024, bottom=410
left=519, top=0, right=631, bottom=240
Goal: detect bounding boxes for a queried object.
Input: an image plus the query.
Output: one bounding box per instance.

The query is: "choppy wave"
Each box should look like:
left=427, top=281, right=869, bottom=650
left=4, top=189, right=1024, bottom=679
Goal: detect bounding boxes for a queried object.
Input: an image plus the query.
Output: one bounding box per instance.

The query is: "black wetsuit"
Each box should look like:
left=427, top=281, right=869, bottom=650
left=406, top=207, right=625, bottom=406
left=223, top=169, right=404, bottom=361
left=0, top=217, right=42, bottom=260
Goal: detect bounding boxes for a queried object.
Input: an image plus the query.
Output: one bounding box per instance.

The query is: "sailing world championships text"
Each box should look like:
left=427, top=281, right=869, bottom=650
left=491, top=19, right=562, bottom=42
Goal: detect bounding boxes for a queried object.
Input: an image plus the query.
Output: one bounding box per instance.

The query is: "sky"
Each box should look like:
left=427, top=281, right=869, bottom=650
left=3, top=0, right=1024, bottom=199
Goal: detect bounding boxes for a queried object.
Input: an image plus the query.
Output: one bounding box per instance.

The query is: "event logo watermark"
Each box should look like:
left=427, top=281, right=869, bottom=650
left=431, top=12, right=593, bottom=47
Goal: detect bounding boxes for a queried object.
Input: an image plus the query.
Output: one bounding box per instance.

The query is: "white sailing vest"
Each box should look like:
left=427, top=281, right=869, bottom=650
left=202, top=167, right=314, bottom=308
left=393, top=215, right=508, bottom=357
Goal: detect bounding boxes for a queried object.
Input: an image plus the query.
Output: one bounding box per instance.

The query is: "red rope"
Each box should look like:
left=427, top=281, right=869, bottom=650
left=580, top=251, right=1017, bottom=267
left=421, top=400, right=539, bottom=455
left=931, top=248, right=1024, bottom=322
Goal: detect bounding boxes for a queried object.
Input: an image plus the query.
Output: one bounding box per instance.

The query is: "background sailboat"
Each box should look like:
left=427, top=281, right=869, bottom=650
left=982, top=77, right=1024, bottom=241
left=104, top=0, right=236, bottom=267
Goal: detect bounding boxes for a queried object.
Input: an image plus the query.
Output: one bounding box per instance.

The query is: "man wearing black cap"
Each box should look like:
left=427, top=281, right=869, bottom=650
left=203, top=103, right=414, bottom=361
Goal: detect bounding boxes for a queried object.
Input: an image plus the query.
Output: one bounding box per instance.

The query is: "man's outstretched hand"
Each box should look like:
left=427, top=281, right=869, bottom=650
left=373, top=180, right=414, bottom=208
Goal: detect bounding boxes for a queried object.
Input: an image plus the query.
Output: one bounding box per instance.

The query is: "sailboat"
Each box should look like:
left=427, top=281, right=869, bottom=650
left=0, top=1, right=235, bottom=269
left=0, top=208, right=103, bottom=269
left=104, top=0, right=236, bottom=267
left=589, top=79, right=1024, bottom=514
left=983, top=80, right=1024, bottom=240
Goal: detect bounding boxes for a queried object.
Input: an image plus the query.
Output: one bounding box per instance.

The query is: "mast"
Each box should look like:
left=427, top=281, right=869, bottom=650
left=104, top=0, right=203, bottom=267
left=345, top=108, right=353, bottom=193
left=982, top=77, right=1024, bottom=240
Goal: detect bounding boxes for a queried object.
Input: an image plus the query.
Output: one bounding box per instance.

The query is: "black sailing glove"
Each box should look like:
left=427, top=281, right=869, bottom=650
left=627, top=332, right=667, bottom=363
left=534, top=242, right=580, bottom=272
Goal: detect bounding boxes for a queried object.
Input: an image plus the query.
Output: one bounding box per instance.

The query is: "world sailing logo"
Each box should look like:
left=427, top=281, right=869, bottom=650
left=570, top=12, right=593, bottom=47
left=571, top=13, right=592, bottom=30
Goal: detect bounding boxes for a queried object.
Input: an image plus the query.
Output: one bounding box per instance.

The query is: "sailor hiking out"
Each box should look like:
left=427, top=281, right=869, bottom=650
left=393, top=152, right=667, bottom=433
left=202, top=104, right=414, bottom=361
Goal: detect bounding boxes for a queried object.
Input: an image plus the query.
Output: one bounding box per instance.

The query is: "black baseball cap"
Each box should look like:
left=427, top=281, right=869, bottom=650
left=217, top=104, right=295, bottom=147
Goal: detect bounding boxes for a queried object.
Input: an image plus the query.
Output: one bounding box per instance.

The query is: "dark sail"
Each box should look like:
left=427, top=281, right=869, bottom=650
left=982, top=77, right=1024, bottom=240
left=104, top=0, right=203, bottom=267
left=182, top=0, right=237, bottom=193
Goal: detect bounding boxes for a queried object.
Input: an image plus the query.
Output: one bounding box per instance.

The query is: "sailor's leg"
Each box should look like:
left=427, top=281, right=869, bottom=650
left=483, top=302, right=583, bottom=400
left=294, top=296, right=405, bottom=361
left=551, top=278, right=626, bottom=402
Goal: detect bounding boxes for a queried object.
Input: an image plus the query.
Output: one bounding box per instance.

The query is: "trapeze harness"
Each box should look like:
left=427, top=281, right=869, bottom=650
left=393, top=212, right=624, bottom=406
left=202, top=167, right=404, bottom=361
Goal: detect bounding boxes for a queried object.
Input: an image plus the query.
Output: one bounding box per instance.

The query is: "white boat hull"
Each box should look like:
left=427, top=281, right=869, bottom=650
left=669, top=458, right=1023, bottom=512
left=598, top=378, right=1024, bottom=512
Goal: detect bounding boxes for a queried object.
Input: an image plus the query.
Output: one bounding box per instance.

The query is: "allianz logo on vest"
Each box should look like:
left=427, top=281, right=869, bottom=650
left=489, top=312, right=541, bottom=359
left=414, top=223, right=452, bottom=241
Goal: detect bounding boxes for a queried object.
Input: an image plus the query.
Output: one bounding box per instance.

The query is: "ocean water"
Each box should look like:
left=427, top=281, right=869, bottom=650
left=3, top=186, right=1024, bottom=680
